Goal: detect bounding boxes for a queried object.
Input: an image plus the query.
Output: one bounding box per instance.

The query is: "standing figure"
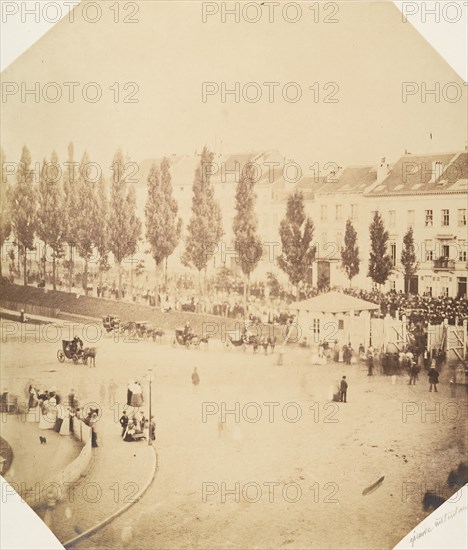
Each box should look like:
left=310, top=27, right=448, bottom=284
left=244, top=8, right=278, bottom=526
left=127, top=380, right=133, bottom=407
left=428, top=365, right=440, bottom=392
left=119, top=410, right=129, bottom=437
left=150, top=416, right=156, bottom=441
left=340, top=376, right=348, bottom=403
left=84, top=411, right=99, bottom=447
left=130, top=381, right=143, bottom=407
left=367, top=353, right=374, bottom=377
left=408, top=362, right=419, bottom=385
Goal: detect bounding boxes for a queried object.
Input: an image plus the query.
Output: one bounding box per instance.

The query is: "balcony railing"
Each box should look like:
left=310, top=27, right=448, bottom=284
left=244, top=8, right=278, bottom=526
left=433, top=258, right=455, bottom=271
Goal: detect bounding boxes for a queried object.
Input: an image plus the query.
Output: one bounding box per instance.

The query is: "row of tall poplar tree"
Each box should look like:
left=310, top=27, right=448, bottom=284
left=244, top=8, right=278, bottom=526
left=0, top=144, right=418, bottom=304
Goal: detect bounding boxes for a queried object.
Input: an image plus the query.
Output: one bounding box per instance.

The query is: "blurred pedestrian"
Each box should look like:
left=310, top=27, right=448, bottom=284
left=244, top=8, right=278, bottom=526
left=99, top=383, right=106, bottom=407
left=428, top=365, right=439, bottom=392
left=108, top=379, right=118, bottom=406
left=192, top=367, right=200, bottom=392
left=408, top=363, right=419, bottom=385
left=367, top=353, right=374, bottom=377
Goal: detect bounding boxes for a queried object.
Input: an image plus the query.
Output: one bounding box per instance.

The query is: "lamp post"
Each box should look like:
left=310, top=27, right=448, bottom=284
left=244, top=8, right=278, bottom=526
left=147, top=368, right=154, bottom=446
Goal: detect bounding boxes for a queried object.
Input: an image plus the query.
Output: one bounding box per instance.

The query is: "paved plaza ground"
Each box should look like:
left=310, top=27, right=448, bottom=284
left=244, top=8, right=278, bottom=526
left=1, top=320, right=466, bottom=549
left=1, top=415, right=83, bottom=488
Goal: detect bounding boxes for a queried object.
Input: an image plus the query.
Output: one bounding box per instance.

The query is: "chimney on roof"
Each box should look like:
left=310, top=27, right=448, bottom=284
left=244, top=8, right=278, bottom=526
left=429, top=161, right=444, bottom=184
left=376, top=157, right=390, bottom=183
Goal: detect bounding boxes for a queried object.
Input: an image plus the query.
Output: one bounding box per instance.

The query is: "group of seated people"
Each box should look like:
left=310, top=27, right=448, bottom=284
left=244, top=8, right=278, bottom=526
left=120, top=407, right=156, bottom=442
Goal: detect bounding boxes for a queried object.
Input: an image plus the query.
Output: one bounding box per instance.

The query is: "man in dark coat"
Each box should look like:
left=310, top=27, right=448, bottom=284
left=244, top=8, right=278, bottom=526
left=409, top=363, right=419, bottom=385
left=428, top=366, right=440, bottom=392
left=367, top=354, right=374, bottom=376
left=340, top=376, right=348, bottom=403
left=119, top=411, right=129, bottom=437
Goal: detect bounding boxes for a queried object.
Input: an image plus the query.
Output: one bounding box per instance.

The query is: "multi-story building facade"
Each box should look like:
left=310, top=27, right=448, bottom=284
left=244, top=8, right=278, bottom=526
left=291, top=150, right=467, bottom=297
left=137, top=148, right=467, bottom=298
left=364, top=150, right=467, bottom=298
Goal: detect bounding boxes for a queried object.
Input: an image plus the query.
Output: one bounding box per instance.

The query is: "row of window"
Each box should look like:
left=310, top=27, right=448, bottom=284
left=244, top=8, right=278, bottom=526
left=319, top=206, right=467, bottom=227
left=320, top=204, right=358, bottom=222
left=314, top=237, right=467, bottom=264
left=386, top=243, right=467, bottom=265
left=387, top=209, right=466, bottom=228
left=424, top=209, right=467, bottom=227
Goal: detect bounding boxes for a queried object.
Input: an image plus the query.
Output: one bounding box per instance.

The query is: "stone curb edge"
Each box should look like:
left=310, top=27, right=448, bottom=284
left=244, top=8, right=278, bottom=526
left=63, top=445, right=158, bottom=548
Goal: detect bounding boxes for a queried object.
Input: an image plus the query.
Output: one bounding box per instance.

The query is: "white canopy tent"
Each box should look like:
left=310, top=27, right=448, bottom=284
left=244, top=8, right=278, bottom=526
left=289, top=291, right=380, bottom=349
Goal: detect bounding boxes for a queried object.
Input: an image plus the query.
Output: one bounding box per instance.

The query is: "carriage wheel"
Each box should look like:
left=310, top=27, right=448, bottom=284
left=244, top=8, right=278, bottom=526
left=72, top=354, right=79, bottom=364
left=82, top=355, right=88, bottom=365
left=57, top=350, right=65, bottom=363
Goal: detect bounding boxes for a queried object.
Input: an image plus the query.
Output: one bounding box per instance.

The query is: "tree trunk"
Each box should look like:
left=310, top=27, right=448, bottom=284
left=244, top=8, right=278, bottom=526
left=52, top=250, right=56, bottom=290
left=198, top=269, right=202, bottom=310
left=42, top=241, right=47, bottom=281
left=68, top=246, right=73, bottom=293
left=164, top=257, right=168, bottom=293
left=84, top=257, right=89, bottom=296
left=243, top=273, right=247, bottom=317
left=23, top=248, right=27, bottom=285
left=17, top=243, right=21, bottom=279
left=118, top=261, right=122, bottom=300
left=130, top=257, right=134, bottom=301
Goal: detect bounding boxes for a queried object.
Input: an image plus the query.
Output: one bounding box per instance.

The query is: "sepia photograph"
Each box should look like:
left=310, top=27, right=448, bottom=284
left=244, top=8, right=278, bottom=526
left=0, top=1, right=467, bottom=549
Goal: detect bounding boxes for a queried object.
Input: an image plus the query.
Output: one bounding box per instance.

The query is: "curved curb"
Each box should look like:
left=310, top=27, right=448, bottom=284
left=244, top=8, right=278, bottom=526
left=64, top=445, right=158, bottom=548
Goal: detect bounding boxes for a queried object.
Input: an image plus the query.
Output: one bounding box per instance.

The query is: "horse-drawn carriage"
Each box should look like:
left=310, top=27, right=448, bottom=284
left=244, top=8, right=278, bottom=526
left=57, top=339, right=96, bottom=365
left=102, top=314, right=120, bottom=333
left=226, top=333, right=276, bottom=354
left=119, top=321, right=150, bottom=338
left=119, top=321, right=164, bottom=341
left=173, top=328, right=209, bottom=349
left=134, top=321, right=153, bottom=338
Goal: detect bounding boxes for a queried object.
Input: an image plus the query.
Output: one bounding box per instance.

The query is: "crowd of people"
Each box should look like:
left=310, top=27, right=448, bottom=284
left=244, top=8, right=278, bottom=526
left=344, top=289, right=468, bottom=326
left=119, top=407, right=155, bottom=442
left=119, top=380, right=156, bottom=442
left=122, top=286, right=467, bottom=329
left=24, top=384, right=101, bottom=446
left=3, top=378, right=157, bottom=447
left=8, top=262, right=467, bottom=329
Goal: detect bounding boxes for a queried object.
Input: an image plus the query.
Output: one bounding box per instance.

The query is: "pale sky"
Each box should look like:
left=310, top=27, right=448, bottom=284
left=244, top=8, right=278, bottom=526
left=1, top=0, right=466, bottom=173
